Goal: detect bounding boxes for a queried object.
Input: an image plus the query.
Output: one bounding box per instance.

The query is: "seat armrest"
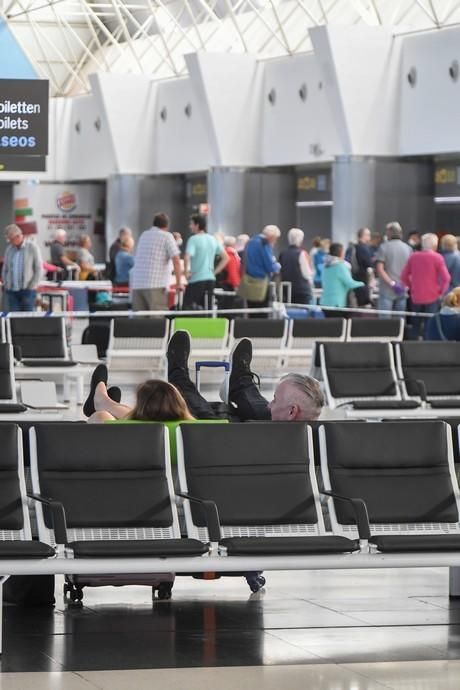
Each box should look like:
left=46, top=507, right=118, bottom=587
left=321, top=490, right=371, bottom=540
left=27, top=493, right=68, bottom=544
left=176, top=492, right=222, bottom=542
left=398, top=376, right=427, bottom=402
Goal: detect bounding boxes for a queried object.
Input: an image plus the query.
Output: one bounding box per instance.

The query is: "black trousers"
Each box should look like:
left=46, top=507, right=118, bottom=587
left=169, top=367, right=271, bottom=421
left=183, top=280, right=215, bottom=309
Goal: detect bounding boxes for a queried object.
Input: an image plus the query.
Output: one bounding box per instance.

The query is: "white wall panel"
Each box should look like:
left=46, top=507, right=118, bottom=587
left=261, top=52, right=341, bottom=165
left=400, top=27, right=460, bottom=155
left=154, top=77, right=215, bottom=174
left=90, top=73, right=156, bottom=175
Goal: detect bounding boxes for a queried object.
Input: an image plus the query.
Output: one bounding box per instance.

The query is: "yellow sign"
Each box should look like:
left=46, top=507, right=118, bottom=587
left=435, top=167, right=456, bottom=184
left=191, top=183, right=206, bottom=198
left=297, top=175, right=316, bottom=191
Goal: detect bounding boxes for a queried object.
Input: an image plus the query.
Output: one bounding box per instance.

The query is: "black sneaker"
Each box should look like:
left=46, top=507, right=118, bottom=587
left=107, top=386, right=122, bottom=404
left=83, top=363, right=108, bottom=417
left=221, top=338, right=260, bottom=403
left=167, top=330, right=191, bottom=375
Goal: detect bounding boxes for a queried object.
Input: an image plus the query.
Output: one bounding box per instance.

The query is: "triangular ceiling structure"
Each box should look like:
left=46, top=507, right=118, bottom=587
left=1, top=0, right=460, bottom=97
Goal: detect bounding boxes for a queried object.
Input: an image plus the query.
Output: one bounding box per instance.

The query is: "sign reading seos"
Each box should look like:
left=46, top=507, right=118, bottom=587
left=0, top=79, right=49, bottom=156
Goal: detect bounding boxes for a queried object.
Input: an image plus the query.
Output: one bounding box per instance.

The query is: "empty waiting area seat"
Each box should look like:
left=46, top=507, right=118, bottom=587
left=0, top=423, right=54, bottom=560
left=396, top=342, right=460, bottom=408
left=7, top=316, right=69, bottom=361
left=30, top=423, right=208, bottom=556
left=0, top=344, right=26, bottom=412
left=171, top=318, right=230, bottom=369
left=285, top=318, right=346, bottom=375
left=319, top=420, right=460, bottom=552
left=177, top=422, right=360, bottom=555
left=229, top=319, right=288, bottom=375
left=346, top=317, right=404, bottom=342
left=320, top=342, right=418, bottom=411
left=106, top=317, right=169, bottom=374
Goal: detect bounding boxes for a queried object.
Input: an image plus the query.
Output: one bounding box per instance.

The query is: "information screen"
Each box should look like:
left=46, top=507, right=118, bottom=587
left=0, top=79, right=49, bottom=156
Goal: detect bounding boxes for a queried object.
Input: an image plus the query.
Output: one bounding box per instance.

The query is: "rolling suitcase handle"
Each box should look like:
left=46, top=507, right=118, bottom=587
left=195, top=361, right=230, bottom=391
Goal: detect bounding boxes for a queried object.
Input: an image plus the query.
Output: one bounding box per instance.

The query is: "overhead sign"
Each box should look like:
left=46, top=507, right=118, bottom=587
left=0, top=79, right=49, bottom=156
left=0, top=154, right=46, bottom=172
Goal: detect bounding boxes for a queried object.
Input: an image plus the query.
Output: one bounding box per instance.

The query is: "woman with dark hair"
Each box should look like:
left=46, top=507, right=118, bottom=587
left=86, top=378, right=194, bottom=423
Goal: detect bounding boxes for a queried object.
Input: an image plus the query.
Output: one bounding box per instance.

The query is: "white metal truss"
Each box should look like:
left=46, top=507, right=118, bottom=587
left=2, top=0, right=460, bottom=96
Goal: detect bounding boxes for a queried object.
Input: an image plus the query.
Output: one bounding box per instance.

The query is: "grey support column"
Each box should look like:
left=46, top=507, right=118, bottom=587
left=332, top=156, right=435, bottom=245
left=106, top=174, right=188, bottom=257
left=332, top=156, right=377, bottom=245
left=106, top=175, right=145, bottom=257
left=207, top=167, right=296, bottom=247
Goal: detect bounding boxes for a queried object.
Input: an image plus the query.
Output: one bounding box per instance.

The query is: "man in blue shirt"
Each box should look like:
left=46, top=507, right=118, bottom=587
left=243, top=225, right=281, bottom=317
left=183, top=214, right=228, bottom=309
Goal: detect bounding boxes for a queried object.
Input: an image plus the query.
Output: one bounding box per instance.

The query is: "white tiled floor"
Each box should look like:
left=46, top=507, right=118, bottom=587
left=2, top=662, right=460, bottom=690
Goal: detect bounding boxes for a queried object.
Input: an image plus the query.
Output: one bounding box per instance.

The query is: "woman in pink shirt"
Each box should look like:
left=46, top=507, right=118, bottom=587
left=401, top=233, right=451, bottom=339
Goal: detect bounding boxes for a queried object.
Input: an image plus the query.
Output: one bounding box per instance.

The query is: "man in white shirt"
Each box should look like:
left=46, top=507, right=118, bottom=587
left=130, top=213, right=182, bottom=311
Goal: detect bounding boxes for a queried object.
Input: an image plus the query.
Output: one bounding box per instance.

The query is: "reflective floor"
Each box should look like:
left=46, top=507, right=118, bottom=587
left=3, top=568, right=460, bottom=687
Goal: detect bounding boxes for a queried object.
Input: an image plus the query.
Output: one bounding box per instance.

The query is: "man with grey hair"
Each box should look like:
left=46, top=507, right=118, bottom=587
left=375, top=221, right=412, bottom=317
left=2, top=224, right=42, bottom=311
left=49, top=228, right=78, bottom=274
left=167, top=331, right=324, bottom=422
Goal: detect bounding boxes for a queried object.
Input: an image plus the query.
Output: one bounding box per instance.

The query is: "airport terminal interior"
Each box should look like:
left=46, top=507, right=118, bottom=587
left=5, top=0, right=460, bottom=688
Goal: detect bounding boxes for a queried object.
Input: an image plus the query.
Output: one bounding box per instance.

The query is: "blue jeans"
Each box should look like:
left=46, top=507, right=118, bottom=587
left=5, top=289, right=37, bottom=312
left=378, top=294, right=407, bottom=318
left=411, top=300, right=440, bottom=340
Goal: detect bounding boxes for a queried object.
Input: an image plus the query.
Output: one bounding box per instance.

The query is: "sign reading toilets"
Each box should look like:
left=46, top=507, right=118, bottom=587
left=13, top=182, right=106, bottom=261
left=0, top=79, right=49, bottom=155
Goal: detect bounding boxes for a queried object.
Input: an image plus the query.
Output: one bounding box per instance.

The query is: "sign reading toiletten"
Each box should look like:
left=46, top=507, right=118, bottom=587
left=0, top=79, right=49, bottom=156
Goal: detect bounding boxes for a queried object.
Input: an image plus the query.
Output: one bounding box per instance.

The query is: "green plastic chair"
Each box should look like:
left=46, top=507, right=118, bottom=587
left=171, top=317, right=229, bottom=353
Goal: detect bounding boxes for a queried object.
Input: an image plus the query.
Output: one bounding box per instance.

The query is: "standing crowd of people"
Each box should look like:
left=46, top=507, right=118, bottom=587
left=3, top=213, right=460, bottom=338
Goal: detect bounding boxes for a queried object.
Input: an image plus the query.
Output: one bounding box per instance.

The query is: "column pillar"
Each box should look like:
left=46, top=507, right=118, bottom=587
left=208, top=167, right=296, bottom=247
left=332, top=156, right=377, bottom=245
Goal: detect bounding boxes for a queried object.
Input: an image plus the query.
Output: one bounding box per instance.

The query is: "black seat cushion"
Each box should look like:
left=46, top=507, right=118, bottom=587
left=349, top=318, right=401, bottom=339
left=352, top=400, right=419, bottom=410
left=22, top=360, right=77, bottom=367
left=429, top=399, right=460, bottom=409
left=0, top=541, right=55, bottom=559
left=114, top=318, right=167, bottom=339
left=219, top=536, right=359, bottom=556
left=371, top=534, right=460, bottom=553
left=0, top=403, right=27, bottom=413
left=68, top=538, right=208, bottom=558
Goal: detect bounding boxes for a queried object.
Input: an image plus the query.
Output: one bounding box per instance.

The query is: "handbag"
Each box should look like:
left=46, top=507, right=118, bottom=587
left=237, top=273, right=269, bottom=302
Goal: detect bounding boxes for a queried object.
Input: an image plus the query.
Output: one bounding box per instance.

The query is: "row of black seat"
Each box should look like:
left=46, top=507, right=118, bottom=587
left=2, top=420, right=460, bottom=562
left=320, top=341, right=460, bottom=410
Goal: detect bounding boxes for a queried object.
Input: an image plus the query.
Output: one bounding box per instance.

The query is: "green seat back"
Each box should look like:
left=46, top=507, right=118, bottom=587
left=172, top=317, right=228, bottom=339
